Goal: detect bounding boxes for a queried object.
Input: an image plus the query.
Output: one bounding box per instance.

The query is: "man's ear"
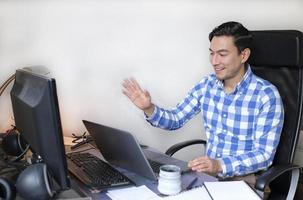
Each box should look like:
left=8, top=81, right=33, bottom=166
left=241, top=48, right=251, bottom=63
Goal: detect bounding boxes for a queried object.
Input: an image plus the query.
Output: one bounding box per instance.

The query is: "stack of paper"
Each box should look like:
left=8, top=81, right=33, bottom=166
left=203, top=181, right=261, bottom=200
left=159, top=186, right=211, bottom=200
left=107, top=185, right=160, bottom=200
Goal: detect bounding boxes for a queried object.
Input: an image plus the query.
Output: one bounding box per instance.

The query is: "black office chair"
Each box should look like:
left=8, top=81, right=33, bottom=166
left=165, top=30, right=303, bottom=200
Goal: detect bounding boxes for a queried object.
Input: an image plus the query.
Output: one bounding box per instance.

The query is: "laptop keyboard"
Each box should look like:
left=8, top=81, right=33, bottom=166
left=147, top=159, right=163, bottom=174
left=147, top=158, right=190, bottom=174
left=66, top=152, right=133, bottom=190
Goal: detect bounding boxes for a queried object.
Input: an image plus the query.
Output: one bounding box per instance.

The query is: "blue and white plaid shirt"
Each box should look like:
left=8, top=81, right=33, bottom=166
left=146, top=66, right=284, bottom=178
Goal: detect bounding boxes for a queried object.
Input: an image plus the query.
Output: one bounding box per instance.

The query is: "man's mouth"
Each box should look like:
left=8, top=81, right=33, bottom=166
left=214, top=67, right=224, bottom=73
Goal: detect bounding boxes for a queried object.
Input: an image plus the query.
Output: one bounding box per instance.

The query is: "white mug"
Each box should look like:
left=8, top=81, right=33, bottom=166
left=158, top=165, right=182, bottom=195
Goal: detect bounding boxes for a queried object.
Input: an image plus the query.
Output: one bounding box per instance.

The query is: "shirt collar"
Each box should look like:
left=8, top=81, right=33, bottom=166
left=215, top=64, right=253, bottom=94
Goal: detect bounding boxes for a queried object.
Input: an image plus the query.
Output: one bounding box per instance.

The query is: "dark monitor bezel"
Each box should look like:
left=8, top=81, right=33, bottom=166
left=10, top=68, right=70, bottom=190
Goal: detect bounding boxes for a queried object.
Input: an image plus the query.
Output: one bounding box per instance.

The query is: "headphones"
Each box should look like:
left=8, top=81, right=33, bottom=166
left=1, top=131, right=28, bottom=162
left=1, top=132, right=55, bottom=200
left=0, top=177, right=15, bottom=200
left=16, top=163, right=55, bottom=200
left=0, top=165, right=54, bottom=200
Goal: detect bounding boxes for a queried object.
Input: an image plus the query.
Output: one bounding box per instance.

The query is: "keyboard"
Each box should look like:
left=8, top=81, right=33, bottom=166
left=147, top=159, right=190, bottom=174
left=66, top=152, right=133, bottom=190
left=147, top=159, right=163, bottom=174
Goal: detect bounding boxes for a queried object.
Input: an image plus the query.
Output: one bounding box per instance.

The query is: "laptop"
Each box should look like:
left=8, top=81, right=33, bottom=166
left=82, top=120, right=189, bottom=181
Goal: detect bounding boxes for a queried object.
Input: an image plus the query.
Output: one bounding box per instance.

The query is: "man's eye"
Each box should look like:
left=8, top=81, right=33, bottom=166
left=220, top=54, right=227, bottom=57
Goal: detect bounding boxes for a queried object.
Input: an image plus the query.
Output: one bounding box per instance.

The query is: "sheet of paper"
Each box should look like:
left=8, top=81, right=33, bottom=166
left=107, top=185, right=160, bottom=200
left=151, top=186, right=211, bottom=200
left=204, top=181, right=261, bottom=200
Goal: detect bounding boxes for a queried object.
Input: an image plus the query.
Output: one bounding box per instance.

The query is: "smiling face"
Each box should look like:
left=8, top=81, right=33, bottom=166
left=209, top=36, right=250, bottom=87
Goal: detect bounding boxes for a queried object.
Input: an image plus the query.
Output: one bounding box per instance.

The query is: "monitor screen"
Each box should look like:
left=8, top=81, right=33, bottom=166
left=10, top=68, right=70, bottom=190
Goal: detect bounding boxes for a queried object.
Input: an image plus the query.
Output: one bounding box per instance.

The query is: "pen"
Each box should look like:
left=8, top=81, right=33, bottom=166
left=186, top=177, right=198, bottom=190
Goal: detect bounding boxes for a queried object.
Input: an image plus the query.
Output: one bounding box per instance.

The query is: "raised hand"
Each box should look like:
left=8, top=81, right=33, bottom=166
left=122, top=78, right=155, bottom=116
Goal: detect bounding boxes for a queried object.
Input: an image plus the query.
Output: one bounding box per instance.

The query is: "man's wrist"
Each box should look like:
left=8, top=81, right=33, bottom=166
left=143, top=104, right=155, bottom=117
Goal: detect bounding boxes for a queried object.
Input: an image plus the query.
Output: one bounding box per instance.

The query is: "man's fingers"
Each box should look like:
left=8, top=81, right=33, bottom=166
left=123, top=78, right=144, bottom=94
left=188, top=156, right=215, bottom=173
left=122, top=84, right=135, bottom=99
left=188, top=157, right=207, bottom=167
left=123, top=79, right=137, bottom=92
left=130, top=77, right=142, bottom=91
left=122, top=83, right=139, bottom=99
left=191, top=163, right=210, bottom=172
left=188, top=156, right=221, bottom=175
left=122, top=89, right=132, bottom=99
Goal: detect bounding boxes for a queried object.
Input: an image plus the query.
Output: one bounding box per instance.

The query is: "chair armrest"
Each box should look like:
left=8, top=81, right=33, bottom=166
left=255, top=164, right=302, bottom=191
left=165, top=139, right=207, bottom=156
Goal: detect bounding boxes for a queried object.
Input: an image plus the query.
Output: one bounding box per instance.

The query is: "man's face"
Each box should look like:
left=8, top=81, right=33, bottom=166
left=209, top=36, right=246, bottom=82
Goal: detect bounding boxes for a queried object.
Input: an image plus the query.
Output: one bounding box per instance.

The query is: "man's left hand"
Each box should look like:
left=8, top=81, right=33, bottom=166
left=188, top=156, right=222, bottom=175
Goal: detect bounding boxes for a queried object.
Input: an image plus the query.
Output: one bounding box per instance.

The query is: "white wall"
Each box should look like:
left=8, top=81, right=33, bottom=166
left=0, top=0, right=303, bottom=162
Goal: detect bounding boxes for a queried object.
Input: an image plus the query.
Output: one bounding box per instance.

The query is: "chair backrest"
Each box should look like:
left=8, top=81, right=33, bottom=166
left=248, top=30, right=303, bottom=166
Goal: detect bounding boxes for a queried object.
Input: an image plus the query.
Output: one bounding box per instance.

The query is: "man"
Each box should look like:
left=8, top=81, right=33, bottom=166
left=122, top=22, right=284, bottom=182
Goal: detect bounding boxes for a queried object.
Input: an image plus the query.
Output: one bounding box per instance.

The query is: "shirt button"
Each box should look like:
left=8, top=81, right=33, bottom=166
left=223, top=114, right=227, bottom=118
left=217, top=153, right=221, bottom=157
left=223, top=129, right=227, bottom=133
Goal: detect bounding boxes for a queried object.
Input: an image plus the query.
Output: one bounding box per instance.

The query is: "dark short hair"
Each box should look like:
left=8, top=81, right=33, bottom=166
left=209, top=21, right=253, bottom=53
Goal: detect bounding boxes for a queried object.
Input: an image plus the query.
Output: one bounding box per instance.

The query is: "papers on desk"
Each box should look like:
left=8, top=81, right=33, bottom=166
left=107, top=181, right=261, bottom=200
left=159, top=186, right=211, bottom=200
left=107, top=185, right=159, bottom=200
left=107, top=185, right=211, bottom=200
left=159, top=180, right=261, bottom=200
left=204, top=181, right=262, bottom=200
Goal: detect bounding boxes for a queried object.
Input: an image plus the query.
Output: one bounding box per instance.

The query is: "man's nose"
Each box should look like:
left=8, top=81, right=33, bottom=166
left=211, top=54, right=220, bottom=65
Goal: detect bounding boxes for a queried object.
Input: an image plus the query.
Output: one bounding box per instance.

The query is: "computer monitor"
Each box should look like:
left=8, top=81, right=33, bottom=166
left=10, top=67, right=70, bottom=190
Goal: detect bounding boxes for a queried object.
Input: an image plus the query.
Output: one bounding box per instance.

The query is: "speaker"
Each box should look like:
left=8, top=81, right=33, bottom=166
left=16, top=163, right=54, bottom=200
left=0, top=177, right=16, bottom=200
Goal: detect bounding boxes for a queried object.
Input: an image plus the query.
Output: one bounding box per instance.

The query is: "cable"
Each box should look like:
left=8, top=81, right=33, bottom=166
left=71, top=137, right=93, bottom=150
left=0, top=73, right=15, bottom=89
left=71, top=132, right=88, bottom=143
left=10, top=144, right=30, bottom=163
left=69, top=147, right=95, bottom=154
left=0, top=73, right=15, bottom=96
